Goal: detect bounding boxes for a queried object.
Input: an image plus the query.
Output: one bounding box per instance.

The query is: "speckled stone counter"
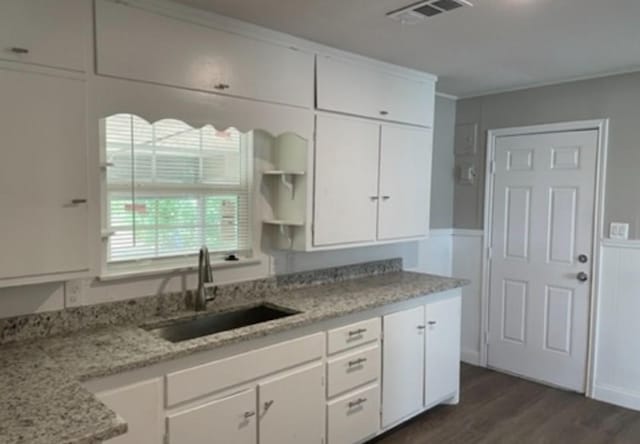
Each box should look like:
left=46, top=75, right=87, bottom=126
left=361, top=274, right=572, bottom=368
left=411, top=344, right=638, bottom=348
left=0, top=261, right=467, bottom=444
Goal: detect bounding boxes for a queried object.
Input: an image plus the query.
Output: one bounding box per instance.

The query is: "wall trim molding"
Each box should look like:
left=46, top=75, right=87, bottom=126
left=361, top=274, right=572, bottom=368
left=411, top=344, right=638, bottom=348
left=451, top=229, right=484, bottom=238
left=593, top=384, right=640, bottom=412
left=601, top=238, right=640, bottom=249
left=436, top=91, right=459, bottom=101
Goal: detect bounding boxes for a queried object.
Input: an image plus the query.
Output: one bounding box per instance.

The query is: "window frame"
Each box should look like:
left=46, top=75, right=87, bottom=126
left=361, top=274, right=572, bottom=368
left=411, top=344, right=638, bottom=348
left=98, top=115, right=256, bottom=279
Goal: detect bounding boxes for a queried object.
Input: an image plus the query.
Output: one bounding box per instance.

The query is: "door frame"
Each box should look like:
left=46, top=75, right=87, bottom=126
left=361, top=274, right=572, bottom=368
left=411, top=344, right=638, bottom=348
left=480, top=119, right=609, bottom=396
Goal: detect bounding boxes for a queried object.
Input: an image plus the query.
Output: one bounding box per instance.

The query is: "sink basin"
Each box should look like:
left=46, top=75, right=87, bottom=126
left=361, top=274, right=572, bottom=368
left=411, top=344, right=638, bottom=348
left=146, top=304, right=299, bottom=343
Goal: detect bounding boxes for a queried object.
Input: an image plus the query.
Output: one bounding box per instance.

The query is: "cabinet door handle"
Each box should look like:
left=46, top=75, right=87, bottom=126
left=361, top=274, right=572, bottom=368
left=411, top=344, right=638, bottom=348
left=348, top=328, right=367, bottom=337
left=382, top=195, right=391, bottom=200
left=348, top=397, right=367, bottom=408
left=264, top=400, right=274, bottom=411
left=417, top=325, right=426, bottom=330
left=244, top=411, right=256, bottom=418
left=10, top=47, right=29, bottom=54
left=348, top=357, right=367, bottom=367
left=369, top=196, right=379, bottom=201
left=428, top=321, right=437, bottom=326
left=70, top=199, right=88, bottom=205
left=379, top=110, right=389, bottom=116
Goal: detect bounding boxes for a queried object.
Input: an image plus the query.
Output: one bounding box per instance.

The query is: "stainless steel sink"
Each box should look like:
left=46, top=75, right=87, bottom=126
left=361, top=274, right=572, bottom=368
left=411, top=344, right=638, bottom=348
left=146, top=304, right=299, bottom=343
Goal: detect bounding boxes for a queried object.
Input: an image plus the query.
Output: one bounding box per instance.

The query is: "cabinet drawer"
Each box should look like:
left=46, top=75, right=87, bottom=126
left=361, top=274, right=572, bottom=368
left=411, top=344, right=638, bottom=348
left=327, top=318, right=380, bottom=355
left=166, top=333, right=324, bottom=406
left=96, top=0, right=313, bottom=107
left=327, top=384, right=380, bottom=444
left=327, top=344, right=380, bottom=398
left=0, top=0, right=88, bottom=71
left=316, top=55, right=434, bottom=127
left=167, top=389, right=256, bottom=444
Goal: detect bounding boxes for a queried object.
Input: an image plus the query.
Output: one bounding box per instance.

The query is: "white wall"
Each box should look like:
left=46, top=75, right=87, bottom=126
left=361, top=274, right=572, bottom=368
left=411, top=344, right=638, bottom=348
left=593, top=240, right=640, bottom=411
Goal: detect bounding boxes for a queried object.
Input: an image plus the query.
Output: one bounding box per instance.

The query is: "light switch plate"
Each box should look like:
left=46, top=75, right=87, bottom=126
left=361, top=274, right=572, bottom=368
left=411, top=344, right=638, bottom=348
left=610, top=222, right=630, bottom=240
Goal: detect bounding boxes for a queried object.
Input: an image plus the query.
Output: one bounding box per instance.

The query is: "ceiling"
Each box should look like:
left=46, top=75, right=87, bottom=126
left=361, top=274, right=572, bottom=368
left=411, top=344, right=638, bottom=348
left=173, top=0, right=640, bottom=98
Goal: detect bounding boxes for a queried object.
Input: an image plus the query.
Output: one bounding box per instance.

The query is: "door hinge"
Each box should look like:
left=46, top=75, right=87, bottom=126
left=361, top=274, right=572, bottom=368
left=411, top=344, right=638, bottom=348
left=484, top=330, right=489, bottom=346
left=321, top=375, right=325, bottom=387
left=487, top=245, right=493, bottom=260
left=490, top=160, right=496, bottom=175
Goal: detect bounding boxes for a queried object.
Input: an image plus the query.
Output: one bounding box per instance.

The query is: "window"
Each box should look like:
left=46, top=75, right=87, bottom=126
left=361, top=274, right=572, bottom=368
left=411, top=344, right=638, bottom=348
left=103, top=114, right=251, bottom=268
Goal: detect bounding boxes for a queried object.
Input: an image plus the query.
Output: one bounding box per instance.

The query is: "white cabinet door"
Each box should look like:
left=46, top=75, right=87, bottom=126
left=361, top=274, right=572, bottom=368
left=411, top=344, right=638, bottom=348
left=98, top=379, right=163, bottom=444
left=382, top=306, right=425, bottom=428
left=167, top=389, right=257, bottom=444
left=95, top=0, right=313, bottom=108
left=0, top=0, right=88, bottom=71
left=259, top=363, right=324, bottom=444
left=0, top=69, right=89, bottom=283
left=377, top=125, right=432, bottom=241
left=316, top=55, right=435, bottom=127
left=313, top=114, right=380, bottom=246
left=424, top=294, right=462, bottom=407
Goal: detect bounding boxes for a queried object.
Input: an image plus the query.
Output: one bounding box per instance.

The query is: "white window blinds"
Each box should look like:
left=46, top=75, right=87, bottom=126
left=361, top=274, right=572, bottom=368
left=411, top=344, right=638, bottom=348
left=104, top=114, right=251, bottom=264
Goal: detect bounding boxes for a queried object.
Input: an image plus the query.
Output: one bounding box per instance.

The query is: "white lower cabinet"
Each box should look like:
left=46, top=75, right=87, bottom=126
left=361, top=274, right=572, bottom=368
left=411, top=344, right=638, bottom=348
left=259, top=363, right=325, bottom=444
left=327, top=384, right=380, bottom=444
left=167, top=389, right=256, bottom=444
left=381, top=306, right=425, bottom=428
left=382, top=291, right=462, bottom=429
left=424, top=296, right=462, bottom=407
left=89, top=292, right=462, bottom=444
left=97, top=378, right=164, bottom=444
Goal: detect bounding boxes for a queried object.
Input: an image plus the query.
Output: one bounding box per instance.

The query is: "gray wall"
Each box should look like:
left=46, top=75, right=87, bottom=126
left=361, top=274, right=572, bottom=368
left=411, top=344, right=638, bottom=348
left=454, top=71, right=640, bottom=238
left=431, top=96, right=456, bottom=229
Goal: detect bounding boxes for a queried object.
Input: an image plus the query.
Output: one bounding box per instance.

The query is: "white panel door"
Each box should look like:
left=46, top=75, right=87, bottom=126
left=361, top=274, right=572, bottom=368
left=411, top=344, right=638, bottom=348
left=0, top=0, right=88, bottom=71
left=167, top=388, right=256, bottom=444
left=378, top=125, right=432, bottom=241
left=382, top=306, right=425, bottom=428
left=258, top=363, right=324, bottom=444
left=424, top=294, right=462, bottom=407
left=0, top=69, right=89, bottom=282
left=313, top=114, right=380, bottom=246
left=488, top=130, right=598, bottom=391
left=98, top=379, right=163, bottom=444
left=95, top=0, right=313, bottom=107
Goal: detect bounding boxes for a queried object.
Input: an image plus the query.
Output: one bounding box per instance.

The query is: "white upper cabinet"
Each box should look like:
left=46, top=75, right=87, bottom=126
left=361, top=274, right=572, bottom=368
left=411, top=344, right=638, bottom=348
left=0, top=0, right=88, bottom=72
left=316, top=55, right=435, bottom=127
left=0, top=69, right=89, bottom=284
left=313, top=115, right=380, bottom=246
left=377, top=125, right=433, bottom=241
left=95, top=0, right=314, bottom=108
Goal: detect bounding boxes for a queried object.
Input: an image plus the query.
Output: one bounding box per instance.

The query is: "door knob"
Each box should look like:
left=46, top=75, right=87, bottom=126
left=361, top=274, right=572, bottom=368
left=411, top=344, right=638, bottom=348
left=578, top=254, right=589, bottom=263
left=577, top=272, right=589, bottom=282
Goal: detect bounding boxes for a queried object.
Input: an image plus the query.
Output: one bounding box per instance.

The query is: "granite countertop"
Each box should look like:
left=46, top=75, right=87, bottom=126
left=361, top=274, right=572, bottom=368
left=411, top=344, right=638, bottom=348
left=0, top=270, right=467, bottom=444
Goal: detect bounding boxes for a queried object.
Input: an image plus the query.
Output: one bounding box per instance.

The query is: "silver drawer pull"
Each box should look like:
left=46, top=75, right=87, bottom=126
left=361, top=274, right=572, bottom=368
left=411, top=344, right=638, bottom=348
left=244, top=411, right=256, bottom=418
left=70, top=199, right=88, bottom=205
left=10, top=47, right=29, bottom=54
left=428, top=321, right=437, bottom=326
left=214, top=83, right=230, bottom=90
left=348, top=328, right=367, bottom=337
left=348, top=357, right=367, bottom=367
left=348, top=397, right=367, bottom=408
left=379, top=110, right=389, bottom=116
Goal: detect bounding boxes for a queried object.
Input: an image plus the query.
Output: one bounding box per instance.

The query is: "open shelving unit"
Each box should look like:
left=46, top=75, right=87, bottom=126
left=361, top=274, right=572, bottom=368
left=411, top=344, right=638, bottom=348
left=261, top=133, right=309, bottom=249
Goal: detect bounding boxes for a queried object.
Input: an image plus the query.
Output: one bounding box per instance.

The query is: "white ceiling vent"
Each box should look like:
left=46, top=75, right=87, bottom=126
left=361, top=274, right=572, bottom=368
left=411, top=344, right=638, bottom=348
left=387, top=0, right=473, bottom=25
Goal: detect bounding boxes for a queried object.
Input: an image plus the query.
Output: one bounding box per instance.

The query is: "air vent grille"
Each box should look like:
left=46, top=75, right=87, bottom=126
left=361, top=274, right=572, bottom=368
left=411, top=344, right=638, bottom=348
left=387, top=0, right=472, bottom=24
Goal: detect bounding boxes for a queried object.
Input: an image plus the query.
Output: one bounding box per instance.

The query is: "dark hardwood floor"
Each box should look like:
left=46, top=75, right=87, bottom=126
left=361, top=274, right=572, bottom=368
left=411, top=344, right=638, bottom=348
left=372, top=364, right=640, bottom=444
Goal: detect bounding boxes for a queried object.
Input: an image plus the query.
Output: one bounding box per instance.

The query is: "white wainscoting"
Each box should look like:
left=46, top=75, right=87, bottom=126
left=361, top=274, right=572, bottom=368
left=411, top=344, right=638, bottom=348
left=452, top=230, right=484, bottom=366
left=592, top=240, right=640, bottom=411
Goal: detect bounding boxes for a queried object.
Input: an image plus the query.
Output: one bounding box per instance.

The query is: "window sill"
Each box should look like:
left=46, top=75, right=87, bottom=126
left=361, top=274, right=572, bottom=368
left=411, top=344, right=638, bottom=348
left=98, top=257, right=262, bottom=282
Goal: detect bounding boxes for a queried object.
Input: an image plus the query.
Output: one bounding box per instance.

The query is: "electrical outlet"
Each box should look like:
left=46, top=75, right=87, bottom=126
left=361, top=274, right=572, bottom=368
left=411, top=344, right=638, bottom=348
left=609, top=222, right=630, bottom=240
left=64, top=279, right=86, bottom=308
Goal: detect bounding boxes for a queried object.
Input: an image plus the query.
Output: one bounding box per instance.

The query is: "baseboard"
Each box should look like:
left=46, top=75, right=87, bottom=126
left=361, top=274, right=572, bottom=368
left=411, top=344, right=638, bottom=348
left=593, top=384, right=640, bottom=411
left=461, top=348, right=481, bottom=366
